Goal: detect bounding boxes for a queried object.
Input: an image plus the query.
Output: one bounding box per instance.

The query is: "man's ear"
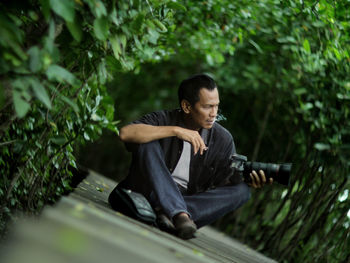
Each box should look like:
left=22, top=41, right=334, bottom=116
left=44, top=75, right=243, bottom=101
left=181, top=100, right=191, bottom=114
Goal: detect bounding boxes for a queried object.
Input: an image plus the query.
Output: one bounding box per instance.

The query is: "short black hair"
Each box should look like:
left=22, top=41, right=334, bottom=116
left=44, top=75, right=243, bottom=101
left=178, top=74, right=217, bottom=107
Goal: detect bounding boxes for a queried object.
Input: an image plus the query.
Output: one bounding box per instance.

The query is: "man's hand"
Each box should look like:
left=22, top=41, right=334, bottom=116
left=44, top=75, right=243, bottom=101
left=248, top=170, right=273, bottom=189
left=174, top=127, right=207, bottom=155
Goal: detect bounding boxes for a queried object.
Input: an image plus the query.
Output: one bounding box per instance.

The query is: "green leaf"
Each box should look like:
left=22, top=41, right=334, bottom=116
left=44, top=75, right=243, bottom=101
left=95, top=0, right=107, bottom=18
left=314, top=143, right=331, bottom=151
left=46, top=64, right=80, bottom=86
left=120, top=35, right=127, bottom=51
left=39, top=0, right=51, bottom=21
left=214, top=52, right=225, bottom=64
left=120, top=57, right=134, bottom=71
left=13, top=89, right=30, bottom=118
left=145, top=19, right=155, bottom=29
left=48, top=19, right=55, bottom=40
left=153, top=19, right=167, bottom=33
left=49, top=0, right=75, bottom=23
left=303, top=39, right=311, bottom=53
left=27, top=46, right=42, bottom=72
left=98, top=59, right=107, bottom=84
left=50, top=135, right=67, bottom=145
left=166, top=2, right=187, bottom=12
left=11, top=78, right=32, bottom=118
left=28, top=77, right=52, bottom=109
left=147, top=29, right=159, bottom=45
left=106, top=123, right=119, bottom=135
left=301, top=102, right=313, bottom=111
left=93, top=17, right=109, bottom=41
left=66, top=18, right=82, bottom=42
left=315, top=101, right=323, bottom=109
left=333, top=48, right=341, bottom=60
left=294, top=88, right=307, bottom=95
left=83, top=132, right=90, bottom=140
left=86, top=0, right=107, bottom=18
left=206, top=54, right=214, bottom=66
left=133, top=35, right=142, bottom=50
left=249, top=40, right=263, bottom=54
left=131, top=13, right=145, bottom=34
left=110, top=36, right=121, bottom=59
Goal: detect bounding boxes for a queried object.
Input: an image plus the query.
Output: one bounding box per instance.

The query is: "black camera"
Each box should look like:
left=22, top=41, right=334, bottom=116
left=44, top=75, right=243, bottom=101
left=231, top=153, right=292, bottom=186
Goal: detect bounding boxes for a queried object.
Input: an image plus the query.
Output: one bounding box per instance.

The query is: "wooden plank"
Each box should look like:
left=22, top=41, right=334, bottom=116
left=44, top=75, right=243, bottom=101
left=1, top=171, right=277, bottom=263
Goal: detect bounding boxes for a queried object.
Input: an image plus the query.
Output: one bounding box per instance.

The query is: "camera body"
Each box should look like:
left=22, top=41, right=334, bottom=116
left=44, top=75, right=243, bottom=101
left=230, top=153, right=292, bottom=186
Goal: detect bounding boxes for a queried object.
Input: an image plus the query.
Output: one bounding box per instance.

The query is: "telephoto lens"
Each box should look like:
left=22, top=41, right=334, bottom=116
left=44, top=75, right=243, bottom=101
left=244, top=162, right=292, bottom=186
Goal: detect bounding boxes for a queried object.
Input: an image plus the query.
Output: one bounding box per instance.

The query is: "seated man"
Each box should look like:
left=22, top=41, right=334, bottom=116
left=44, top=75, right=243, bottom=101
left=113, top=74, right=271, bottom=239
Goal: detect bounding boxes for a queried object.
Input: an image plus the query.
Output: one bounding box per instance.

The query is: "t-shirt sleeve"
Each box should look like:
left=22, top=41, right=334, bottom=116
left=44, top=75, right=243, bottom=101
left=131, top=110, right=169, bottom=126
left=124, top=110, right=170, bottom=152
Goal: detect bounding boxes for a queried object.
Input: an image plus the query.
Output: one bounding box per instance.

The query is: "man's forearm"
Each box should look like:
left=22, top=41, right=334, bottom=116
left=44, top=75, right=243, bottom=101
left=119, top=124, right=179, bottom=143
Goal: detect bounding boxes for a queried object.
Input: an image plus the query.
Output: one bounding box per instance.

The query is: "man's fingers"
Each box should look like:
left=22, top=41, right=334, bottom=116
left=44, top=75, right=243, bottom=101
left=199, top=139, right=207, bottom=155
left=199, top=145, right=203, bottom=155
left=197, top=138, right=203, bottom=155
left=200, top=145, right=208, bottom=155
left=199, top=140, right=204, bottom=155
left=249, top=170, right=274, bottom=188
left=251, top=170, right=259, bottom=184
left=192, top=134, right=206, bottom=155
left=193, top=139, right=199, bottom=155
left=194, top=137, right=202, bottom=155
left=250, top=171, right=261, bottom=188
left=259, top=170, right=266, bottom=184
left=180, top=129, right=206, bottom=155
left=249, top=174, right=256, bottom=188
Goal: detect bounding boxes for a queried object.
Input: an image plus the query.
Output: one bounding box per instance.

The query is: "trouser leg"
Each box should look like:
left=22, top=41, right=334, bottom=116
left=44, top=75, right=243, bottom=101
left=184, top=182, right=251, bottom=228
left=135, top=141, right=189, bottom=219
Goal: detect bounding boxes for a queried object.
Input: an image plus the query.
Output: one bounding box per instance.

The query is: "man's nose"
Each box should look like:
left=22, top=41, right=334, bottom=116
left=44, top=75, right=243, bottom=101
left=210, top=107, right=217, bottom=117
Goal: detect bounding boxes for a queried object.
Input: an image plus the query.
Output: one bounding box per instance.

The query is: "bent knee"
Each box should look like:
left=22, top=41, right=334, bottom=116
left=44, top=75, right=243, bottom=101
left=239, top=182, right=251, bottom=204
left=137, top=140, right=161, bottom=154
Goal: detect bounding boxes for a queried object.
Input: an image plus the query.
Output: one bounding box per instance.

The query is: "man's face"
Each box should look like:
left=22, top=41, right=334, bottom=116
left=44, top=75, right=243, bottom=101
left=188, top=88, right=220, bottom=130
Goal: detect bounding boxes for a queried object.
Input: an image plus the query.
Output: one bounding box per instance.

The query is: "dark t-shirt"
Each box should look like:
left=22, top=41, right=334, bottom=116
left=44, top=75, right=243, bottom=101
left=124, top=109, right=241, bottom=194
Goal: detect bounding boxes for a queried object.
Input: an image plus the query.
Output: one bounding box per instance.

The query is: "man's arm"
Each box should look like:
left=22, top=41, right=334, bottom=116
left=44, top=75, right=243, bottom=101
left=119, top=124, right=178, bottom=143
left=119, top=124, right=208, bottom=155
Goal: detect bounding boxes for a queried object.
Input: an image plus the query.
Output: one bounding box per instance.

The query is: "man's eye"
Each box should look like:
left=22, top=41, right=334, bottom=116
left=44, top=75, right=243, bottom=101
left=204, top=105, right=219, bottom=109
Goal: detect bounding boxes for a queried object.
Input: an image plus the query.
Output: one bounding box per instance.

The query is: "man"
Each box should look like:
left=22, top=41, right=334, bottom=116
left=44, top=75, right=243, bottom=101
left=113, top=74, right=271, bottom=239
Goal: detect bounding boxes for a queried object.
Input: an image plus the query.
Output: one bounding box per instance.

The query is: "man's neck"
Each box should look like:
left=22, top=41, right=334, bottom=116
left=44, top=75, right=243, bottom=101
left=181, top=111, right=201, bottom=131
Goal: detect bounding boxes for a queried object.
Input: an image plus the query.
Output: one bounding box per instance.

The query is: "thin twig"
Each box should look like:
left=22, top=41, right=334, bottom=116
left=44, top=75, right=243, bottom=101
left=0, top=140, right=17, bottom=147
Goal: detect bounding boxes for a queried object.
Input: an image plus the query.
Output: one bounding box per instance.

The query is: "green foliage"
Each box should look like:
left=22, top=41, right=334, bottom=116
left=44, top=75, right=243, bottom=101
left=0, top=0, right=179, bottom=234
left=188, top=1, right=349, bottom=262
